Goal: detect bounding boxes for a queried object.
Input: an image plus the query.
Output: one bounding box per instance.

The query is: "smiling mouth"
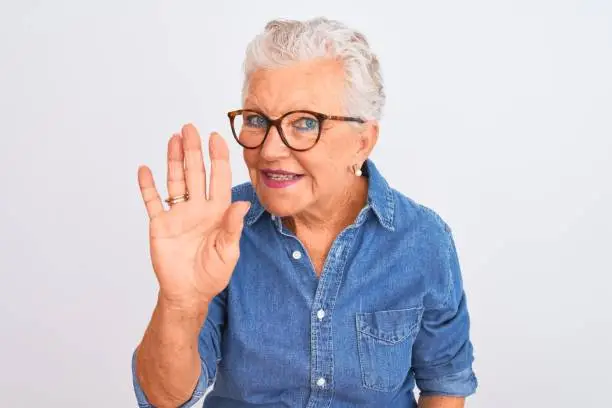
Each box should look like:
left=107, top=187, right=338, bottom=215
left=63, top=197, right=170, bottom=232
left=260, top=169, right=305, bottom=187
left=263, top=172, right=302, bottom=181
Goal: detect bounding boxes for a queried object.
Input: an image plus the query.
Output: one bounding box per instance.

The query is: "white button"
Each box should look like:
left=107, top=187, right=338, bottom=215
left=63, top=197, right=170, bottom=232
left=271, top=215, right=276, bottom=221
left=292, top=250, right=302, bottom=260
left=316, top=377, right=326, bottom=387
left=317, top=309, right=325, bottom=320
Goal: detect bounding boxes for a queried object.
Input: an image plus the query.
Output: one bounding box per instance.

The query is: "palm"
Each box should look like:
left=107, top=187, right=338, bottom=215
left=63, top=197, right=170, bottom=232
left=137, top=124, right=250, bottom=307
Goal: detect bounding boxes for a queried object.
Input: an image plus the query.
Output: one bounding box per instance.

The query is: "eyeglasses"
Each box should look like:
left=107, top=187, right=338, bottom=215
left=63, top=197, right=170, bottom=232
left=227, top=109, right=365, bottom=152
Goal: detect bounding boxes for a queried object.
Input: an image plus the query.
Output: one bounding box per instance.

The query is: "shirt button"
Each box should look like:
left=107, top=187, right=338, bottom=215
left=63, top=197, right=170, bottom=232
left=317, top=309, right=325, bottom=320
left=316, top=377, right=326, bottom=387
left=271, top=215, right=276, bottom=221
left=292, top=250, right=302, bottom=260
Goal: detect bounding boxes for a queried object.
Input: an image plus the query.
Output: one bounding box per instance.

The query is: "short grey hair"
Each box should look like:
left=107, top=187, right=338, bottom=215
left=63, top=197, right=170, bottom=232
left=242, top=17, right=385, bottom=120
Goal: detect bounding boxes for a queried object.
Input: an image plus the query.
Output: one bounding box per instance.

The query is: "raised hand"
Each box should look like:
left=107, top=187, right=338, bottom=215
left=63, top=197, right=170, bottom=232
left=137, top=124, right=250, bottom=311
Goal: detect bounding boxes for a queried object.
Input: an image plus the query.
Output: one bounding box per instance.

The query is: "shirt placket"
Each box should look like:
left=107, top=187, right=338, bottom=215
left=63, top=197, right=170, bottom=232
left=305, top=227, right=359, bottom=408
left=273, top=213, right=364, bottom=408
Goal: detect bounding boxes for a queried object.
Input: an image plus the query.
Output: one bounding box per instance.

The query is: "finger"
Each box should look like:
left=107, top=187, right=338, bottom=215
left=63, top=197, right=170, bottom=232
left=208, top=132, right=232, bottom=204
left=181, top=123, right=207, bottom=198
left=138, top=165, right=164, bottom=219
left=167, top=133, right=187, bottom=200
left=215, top=201, right=251, bottom=263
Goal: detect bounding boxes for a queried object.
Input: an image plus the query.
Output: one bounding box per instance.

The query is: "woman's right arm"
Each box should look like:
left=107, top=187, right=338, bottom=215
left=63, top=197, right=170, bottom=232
left=135, top=297, right=209, bottom=407
left=132, top=124, right=250, bottom=407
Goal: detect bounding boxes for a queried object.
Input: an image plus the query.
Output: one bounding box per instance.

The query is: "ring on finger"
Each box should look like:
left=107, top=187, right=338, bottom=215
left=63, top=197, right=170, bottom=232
left=165, top=192, right=189, bottom=206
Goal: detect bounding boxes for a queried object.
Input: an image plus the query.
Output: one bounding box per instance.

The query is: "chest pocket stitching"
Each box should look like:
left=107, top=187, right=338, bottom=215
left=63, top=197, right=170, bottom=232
left=356, top=307, right=424, bottom=392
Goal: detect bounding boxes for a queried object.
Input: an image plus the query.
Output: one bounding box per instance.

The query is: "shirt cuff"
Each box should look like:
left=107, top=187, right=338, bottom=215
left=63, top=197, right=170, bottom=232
left=131, top=349, right=209, bottom=407
left=417, top=367, right=478, bottom=397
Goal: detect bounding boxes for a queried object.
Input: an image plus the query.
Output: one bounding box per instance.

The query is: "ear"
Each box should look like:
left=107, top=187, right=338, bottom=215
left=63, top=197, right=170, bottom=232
left=355, top=120, right=379, bottom=162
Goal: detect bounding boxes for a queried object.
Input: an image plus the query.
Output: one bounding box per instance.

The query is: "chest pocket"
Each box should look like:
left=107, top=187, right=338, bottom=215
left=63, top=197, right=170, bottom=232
left=356, top=307, right=423, bottom=392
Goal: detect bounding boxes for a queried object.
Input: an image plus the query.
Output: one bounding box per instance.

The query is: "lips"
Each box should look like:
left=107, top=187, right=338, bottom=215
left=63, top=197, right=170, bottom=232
left=265, top=172, right=301, bottom=181
left=260, top=168, right=304, bottom=188
left=262, top=169, right=303, bottom=178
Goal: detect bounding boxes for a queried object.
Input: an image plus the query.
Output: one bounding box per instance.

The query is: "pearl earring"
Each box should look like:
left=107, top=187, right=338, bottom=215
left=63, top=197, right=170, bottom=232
left=353, top=164, right=363, bottom=177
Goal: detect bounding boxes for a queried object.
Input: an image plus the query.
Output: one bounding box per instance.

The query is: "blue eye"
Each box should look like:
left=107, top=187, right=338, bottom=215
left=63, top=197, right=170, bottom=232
left=293, top=117, right=319, bottom=132
left=245, top=114, right=268, bottom=128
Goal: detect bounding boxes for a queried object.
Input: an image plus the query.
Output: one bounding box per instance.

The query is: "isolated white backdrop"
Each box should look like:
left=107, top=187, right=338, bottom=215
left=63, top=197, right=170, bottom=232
left=1, top=1, right=610, bottom=407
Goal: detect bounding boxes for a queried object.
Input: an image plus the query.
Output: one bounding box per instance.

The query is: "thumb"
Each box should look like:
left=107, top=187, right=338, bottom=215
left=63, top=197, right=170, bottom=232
left=215, top=201, right=251, bottom=260
left=223, top=201, right=251, bottom=238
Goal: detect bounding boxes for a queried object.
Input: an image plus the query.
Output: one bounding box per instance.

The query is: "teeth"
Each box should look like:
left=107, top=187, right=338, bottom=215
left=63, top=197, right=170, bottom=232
left=268, top=173, right=298, bottom=180
left=269, top=174, right=296, bottom=180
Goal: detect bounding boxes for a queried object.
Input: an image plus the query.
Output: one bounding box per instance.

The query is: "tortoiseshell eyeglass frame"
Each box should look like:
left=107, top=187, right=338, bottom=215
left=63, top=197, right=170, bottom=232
left=227, top=109, right=365, bottom=152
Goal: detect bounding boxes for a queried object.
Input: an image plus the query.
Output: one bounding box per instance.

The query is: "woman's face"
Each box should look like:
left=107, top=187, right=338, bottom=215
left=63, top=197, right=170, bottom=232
left=242, top=58, right=376, bottom=218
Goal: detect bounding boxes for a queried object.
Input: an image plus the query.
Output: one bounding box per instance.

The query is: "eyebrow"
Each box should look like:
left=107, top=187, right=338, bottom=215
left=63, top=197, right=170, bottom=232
left=243, top=101, right=321, bottom=117
left=245, top=90, right=324, bottom=110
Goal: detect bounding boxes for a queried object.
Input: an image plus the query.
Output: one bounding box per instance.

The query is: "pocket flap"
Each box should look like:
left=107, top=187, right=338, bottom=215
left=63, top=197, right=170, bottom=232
left=356, top=307, right=423, bottom=344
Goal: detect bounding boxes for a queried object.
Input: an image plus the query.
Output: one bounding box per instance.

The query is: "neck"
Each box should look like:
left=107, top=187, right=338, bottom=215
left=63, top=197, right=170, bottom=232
left=283, top=176, right=369, bottom=237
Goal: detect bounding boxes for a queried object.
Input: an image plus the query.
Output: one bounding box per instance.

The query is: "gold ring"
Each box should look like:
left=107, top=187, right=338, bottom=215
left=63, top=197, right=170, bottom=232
left=165, top=193, right=189, bottom=206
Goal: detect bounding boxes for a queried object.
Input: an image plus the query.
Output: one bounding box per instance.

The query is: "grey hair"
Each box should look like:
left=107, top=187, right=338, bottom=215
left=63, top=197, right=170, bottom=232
left=241, top=17, right=385, bottom=121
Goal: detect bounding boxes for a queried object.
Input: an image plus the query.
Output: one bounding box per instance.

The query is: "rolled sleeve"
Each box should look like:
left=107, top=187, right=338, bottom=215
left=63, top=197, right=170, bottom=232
left=131, top=290, right=228, bottom=407
left=412, top=229, right=478, bottom=397
left=416, top=367, right=477, bottom=397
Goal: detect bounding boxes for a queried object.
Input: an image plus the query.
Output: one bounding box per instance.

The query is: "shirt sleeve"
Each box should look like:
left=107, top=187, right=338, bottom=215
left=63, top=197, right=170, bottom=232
left=131, top=289, right=228, bottom=407
left=412, top=229, right=478, bottom=397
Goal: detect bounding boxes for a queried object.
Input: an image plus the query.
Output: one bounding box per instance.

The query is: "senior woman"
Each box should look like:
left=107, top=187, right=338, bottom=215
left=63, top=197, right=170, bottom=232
left=132, top=17, right=477, bottom=408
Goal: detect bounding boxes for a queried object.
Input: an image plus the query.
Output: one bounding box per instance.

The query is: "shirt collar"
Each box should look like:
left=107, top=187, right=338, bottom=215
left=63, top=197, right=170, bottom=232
left=244, top=158, right=395, bottom=231
left=362, top=159, right=396, bottom=231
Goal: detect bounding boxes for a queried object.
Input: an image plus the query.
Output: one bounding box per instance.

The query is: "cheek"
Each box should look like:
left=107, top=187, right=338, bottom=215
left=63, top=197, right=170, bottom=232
left=243, top=149, right=258, bottom=167
left=298, top=154, right=346, bottom=189
left=310, top=137, right=353, bottom=170
left=242, top=151, right=259, bottom=180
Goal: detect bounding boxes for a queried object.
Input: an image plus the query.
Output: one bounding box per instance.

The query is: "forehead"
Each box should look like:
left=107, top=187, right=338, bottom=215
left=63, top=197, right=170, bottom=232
left=245, top=58, right=346, bottom=116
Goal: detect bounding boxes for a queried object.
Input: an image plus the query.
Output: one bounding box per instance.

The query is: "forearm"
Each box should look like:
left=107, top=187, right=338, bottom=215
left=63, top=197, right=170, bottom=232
left=135, top=295, right=208, bottom=408
left=418, top=396, right=465, bottom=408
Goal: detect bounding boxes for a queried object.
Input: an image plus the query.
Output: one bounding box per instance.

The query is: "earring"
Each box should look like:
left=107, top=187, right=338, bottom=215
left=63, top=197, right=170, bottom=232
left=353, top=164, right=363, bottom=177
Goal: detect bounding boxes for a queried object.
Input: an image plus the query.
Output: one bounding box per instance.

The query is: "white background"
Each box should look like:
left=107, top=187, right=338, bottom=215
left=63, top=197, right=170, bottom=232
left=1, top=1, right=611, bottom=407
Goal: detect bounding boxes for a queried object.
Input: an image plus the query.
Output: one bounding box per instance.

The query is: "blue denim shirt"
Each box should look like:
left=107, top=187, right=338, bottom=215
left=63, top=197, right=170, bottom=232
left=132, top=159, right=477, bottom=407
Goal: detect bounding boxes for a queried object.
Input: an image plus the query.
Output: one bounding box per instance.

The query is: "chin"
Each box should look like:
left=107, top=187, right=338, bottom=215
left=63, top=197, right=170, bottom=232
left=257, top=191, right=307, bottom=218
left=260, top=199, right=299, bottom=218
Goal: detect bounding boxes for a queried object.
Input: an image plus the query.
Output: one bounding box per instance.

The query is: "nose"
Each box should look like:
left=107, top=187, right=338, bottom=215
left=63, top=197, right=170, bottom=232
left=260, top=124, right=291, bottom=160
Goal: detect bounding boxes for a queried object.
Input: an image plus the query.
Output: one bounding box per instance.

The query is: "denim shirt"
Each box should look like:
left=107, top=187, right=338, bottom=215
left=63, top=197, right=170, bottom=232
left=132, top=159, right=478, bottom=407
